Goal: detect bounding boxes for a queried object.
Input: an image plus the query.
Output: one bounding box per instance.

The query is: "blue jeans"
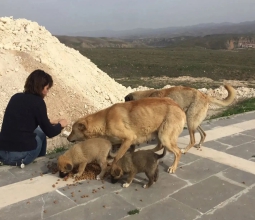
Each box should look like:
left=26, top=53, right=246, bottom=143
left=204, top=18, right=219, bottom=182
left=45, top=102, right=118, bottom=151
left=0, top=127, right=47, bottom=166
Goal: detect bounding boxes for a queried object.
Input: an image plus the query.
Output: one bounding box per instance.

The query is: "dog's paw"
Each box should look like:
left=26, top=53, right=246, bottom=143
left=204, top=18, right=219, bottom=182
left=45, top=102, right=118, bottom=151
left=180, top=148, right=186, bottom=154
left=195, top=144, right=201, bottom=149
left=122, top=183, right=130, bottom=188
left=96, top=175, right=101, bottom=180
left=74, top=173, right=82, bottom=178
left=143, top=184, right=148, bottom=188
left=167, top=166, right=175, bottom=174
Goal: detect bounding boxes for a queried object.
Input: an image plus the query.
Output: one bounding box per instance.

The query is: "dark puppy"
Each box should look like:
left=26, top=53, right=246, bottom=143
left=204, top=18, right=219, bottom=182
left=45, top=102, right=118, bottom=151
left=110, top=147, right=166, bottom=188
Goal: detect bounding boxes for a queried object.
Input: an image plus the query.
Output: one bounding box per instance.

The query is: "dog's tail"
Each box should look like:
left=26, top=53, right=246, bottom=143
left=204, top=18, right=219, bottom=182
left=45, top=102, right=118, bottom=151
left=207, top=84, right=236, bottom=107
left=155, top=147, right=166, bottom=160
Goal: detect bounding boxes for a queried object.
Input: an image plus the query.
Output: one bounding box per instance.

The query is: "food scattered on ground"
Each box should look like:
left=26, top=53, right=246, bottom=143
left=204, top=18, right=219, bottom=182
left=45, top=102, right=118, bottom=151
left=47, top=161, right=110, bottom=181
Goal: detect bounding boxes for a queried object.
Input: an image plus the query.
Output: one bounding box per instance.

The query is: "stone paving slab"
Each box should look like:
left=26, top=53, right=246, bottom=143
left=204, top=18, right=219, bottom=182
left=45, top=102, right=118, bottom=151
left=173, top=158, right=229, bottom=184
left=0, top=190, right=77, bottom=220
left=242, top=128, right=255, bottom=137
left=117, top=170, right=188, bottom=209
left=202, top=111, right=254, bottom=128
left=0, top=155, right=59, bottom=187
left=0, top=169, right=19, bottom=187
left=208, top=117, right=245, bottom=128
left=202, top=128, right=255, bottom=153
left=213, top=133, right=255, bottom=147
left=161, top=150, right=201, bottom=166
left=202, top=140, right=230, bottom=152
left=170, top=176, right=244, bottom=214
left=57, top=178, right=122, bottom=205
left=46, top=193, right=137, bottom=220
left=199, top=184, right=255, bottom=220
left=220, top=167, right=255, bottom=187
left=225, top=141, right=255, bottom=160
left=123, top=197, right=200, bottom=220
left=232, top=111, right=255, bottom=121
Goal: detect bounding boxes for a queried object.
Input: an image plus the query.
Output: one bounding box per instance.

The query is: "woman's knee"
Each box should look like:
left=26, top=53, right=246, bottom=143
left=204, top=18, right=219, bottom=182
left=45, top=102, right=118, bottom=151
left=34, top=127, right=46, bottom=141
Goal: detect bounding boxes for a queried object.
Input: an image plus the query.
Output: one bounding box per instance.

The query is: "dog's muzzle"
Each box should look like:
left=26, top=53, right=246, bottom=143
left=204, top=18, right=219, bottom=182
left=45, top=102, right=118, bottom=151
left=67, top=136, right=76, bottom=143
left=59, top=171, right=69, bottom=178
left=124, top=95, right=132, bottom=102
left=111, top=175, right=119, bottom=184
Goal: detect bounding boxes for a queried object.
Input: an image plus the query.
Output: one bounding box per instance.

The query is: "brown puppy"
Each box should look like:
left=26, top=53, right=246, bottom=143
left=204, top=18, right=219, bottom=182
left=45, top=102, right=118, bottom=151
left=110, top=147, right=166, bottom=188
left=67, top=97, right=186, bottom=174
left=57, top=138, right=113, bottom=180
left=124, top=84, right=236, bottom=153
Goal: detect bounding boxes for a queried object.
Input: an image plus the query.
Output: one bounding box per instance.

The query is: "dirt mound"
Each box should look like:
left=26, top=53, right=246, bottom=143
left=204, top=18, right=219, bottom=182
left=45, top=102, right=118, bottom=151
left=0, top=17, right=134, bottom=149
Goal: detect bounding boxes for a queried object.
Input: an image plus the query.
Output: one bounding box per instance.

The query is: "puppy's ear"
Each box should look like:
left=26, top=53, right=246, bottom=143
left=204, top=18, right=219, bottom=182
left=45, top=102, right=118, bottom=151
left=129, top=145, right=136, bottom=153
left=114, top=167, right=122, bottom=178
left=78, top=123, right=85, bottom=131
left=64, top=163, right=73, bottom=172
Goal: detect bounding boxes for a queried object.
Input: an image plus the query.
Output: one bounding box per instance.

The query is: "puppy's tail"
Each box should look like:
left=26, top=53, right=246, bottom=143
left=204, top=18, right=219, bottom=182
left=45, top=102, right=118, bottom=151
left=207, top=84, right=236, bottom=107
left=156, top=147, right=166, bottom=160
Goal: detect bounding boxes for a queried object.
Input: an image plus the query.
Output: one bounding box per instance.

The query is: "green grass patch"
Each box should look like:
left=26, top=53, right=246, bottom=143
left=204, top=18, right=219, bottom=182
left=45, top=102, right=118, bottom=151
left=210, top=97, right=255, bottom=119
left=80, top=47, right=255, bottom=80
left=78, top=47, right=255, bottom=88
left=46, top=146, right=68, bottom=155
left=127, top=209, right=140, bottom=215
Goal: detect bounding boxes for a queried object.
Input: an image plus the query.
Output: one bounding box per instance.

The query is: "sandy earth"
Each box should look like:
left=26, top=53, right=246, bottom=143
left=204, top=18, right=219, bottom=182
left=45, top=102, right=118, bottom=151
left=1, top=17, right=255, bottom=150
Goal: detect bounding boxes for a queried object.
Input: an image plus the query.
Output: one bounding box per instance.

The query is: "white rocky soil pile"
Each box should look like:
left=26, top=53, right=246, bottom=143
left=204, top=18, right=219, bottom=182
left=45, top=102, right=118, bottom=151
left=0, top=17, right=254, bottom=150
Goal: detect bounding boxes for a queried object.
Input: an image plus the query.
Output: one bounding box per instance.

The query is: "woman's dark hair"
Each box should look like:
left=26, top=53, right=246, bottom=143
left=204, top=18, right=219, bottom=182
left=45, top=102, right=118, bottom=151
left=24, top=69, right=53, bottom=97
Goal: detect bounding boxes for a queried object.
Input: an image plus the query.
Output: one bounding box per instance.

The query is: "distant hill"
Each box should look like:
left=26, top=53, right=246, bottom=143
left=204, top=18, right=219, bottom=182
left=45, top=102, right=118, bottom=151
left=55, top=36, right=148, bottom=49
left=56, top=34, right=255, bottom=50
left=69, top=20, right=255, bottom=39
left=131, top=34, right=255, bottom=49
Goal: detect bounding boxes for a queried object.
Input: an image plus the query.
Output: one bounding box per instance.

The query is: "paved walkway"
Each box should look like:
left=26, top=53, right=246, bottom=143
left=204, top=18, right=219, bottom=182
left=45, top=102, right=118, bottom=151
left=0, top=111, right=255, bottom=220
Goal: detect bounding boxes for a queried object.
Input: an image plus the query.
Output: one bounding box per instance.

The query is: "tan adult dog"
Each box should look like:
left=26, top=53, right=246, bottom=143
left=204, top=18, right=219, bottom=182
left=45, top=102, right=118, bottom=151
left=124, top=84, right=236, bottom=153
left=67, top=97, right=186, bottom=174
left=57, top=138, right=113, bottom=180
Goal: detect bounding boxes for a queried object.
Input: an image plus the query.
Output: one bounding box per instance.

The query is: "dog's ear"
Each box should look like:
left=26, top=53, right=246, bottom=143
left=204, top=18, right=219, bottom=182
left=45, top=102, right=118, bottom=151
left=78, top=123, right=85, bottom=131
left=64, top=163, right=73, bottom=172
left=124, top=94, right=132, bottom=102
left=113, top=167, right=121, bottom=177
left=150, top=91, right=162, bottom=97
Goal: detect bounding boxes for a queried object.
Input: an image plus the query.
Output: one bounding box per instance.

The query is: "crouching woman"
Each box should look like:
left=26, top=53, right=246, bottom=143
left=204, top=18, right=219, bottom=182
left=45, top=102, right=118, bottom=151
left=0, top=69, right=67, bottom=167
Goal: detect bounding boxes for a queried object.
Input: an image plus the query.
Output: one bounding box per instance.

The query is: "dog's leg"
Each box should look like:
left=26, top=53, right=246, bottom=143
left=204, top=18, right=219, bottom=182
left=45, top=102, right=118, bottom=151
left=122, top=172, right=136, bottom=188
left=75, top=161, right=87, bottom=178
left=113, top=140, right=133, bottom=163
left=97, top=161, right=108, bottom=180
left=181, top=127, right=196, bottom=154
left=143, top=171, right=155, bottom=188
left=186, top=105, right=208, bottom=151
left=151, top=142, right=163, bottom=152
left=196, top=126, right=206, bottom=148
left=154, top=167, right=159, bottom=183
left=166, top=143, right=182, bottom=174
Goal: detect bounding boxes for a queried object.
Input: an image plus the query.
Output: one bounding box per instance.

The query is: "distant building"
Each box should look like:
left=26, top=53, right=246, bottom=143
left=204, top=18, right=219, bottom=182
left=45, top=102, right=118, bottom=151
left=238, top=38, right=255, bottom=48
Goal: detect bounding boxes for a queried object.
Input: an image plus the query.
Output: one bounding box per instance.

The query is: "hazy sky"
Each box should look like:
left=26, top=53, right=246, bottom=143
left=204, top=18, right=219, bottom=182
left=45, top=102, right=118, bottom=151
left=0, top=0, right=255, bottom=35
